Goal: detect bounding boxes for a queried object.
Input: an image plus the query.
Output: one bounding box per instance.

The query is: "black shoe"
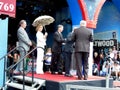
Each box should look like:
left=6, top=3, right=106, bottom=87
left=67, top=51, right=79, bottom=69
left=84, top=77, right=87, bottom=80
left=78, top=77, right=82, bottom=80
left=51, top=72, right=55, bottom=74
left=58, top=72, right=63, bottom=75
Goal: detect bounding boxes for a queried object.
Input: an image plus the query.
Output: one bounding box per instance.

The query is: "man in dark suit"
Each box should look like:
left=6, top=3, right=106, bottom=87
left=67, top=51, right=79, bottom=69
left=51, top=25, right=66, bottom=74
left=72, top=20, right=93, bottom=80
left=63, top=32, right=74, bottom=77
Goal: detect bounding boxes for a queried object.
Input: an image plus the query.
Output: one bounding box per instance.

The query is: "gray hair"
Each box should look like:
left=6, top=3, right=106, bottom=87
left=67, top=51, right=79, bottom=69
left=19, top=20, right=26, bottom=26
left=57, top=24, right=63, bottom=29
left=80, top=20, right=86, bottom=27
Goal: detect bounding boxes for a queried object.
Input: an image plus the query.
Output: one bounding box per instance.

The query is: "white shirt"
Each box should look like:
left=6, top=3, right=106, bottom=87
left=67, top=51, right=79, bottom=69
left=112, top=64, right=120, bottom=72
left=36, top=31, right=46, bottom=48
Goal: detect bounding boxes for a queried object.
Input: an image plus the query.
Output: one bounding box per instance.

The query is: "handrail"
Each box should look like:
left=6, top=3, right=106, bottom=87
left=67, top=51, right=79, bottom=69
left=0, top=46, right=25, bottom=61
left=0, top=46, right=26, bottom=90
left=6, top=46, right=44, bottom=90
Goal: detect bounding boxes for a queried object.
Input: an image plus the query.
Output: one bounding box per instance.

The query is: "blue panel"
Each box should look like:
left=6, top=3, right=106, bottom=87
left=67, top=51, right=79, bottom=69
left=94, top=1, right=120, bottom=42
left=67, top=0, right=82, bottom=26
left=0, top=18, right=8, bottom=87
left=84, top=0, right=101, bottom=20
left=112, top=0, right=120, bottom=12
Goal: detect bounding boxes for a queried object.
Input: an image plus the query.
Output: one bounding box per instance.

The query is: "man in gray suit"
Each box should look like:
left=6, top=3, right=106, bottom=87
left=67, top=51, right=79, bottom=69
left=72, top=20, right=93, bottom=80
left=14, top=20, right=32, bottom=74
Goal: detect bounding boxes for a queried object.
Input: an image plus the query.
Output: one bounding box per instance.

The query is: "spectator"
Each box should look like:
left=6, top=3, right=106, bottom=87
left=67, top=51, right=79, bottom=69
left=111, top=61, right=120, bottom=80
left=43, top=48, right=52, bottom=72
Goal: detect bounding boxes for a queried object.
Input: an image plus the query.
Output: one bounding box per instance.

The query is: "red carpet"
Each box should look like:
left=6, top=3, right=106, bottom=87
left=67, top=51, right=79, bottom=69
left=27, top=72, right=120, bottom=89
left=27, top=72, right=106, bottom=82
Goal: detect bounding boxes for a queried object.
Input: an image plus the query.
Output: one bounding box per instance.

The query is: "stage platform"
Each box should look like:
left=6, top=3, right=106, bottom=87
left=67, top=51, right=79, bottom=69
left=27, top=72, right=113, bottom=90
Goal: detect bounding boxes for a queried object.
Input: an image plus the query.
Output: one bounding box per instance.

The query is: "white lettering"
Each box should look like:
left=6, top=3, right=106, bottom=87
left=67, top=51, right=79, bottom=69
left=0, top=2, right=14, bottom=12
left=94, top=40, right=115, bottom=47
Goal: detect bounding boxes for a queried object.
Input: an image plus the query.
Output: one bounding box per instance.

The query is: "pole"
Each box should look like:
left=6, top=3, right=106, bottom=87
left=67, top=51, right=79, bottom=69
left=106, top=58, right=112, bottom=88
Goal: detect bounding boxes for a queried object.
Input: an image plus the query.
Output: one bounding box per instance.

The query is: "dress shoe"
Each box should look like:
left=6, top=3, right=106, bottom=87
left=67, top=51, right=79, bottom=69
left=78, top=77, right=83, bottom=80
left=51, top=72, right=55, bottom=74
left=84, top=77, right=87, bottom=80
left=58, top=72, right=63, bottom=75
left=65, top=74, right=72, bottom=77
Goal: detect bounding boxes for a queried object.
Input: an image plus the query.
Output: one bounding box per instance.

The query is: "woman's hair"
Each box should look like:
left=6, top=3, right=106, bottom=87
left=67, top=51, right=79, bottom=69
left=35, top=24, right=43, bottom=31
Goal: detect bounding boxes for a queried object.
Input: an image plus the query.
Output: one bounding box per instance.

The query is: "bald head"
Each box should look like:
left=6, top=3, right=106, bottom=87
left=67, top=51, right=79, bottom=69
left=19, top=20, right=27, bottom=29
left=80, top=20, right=86, bottom=27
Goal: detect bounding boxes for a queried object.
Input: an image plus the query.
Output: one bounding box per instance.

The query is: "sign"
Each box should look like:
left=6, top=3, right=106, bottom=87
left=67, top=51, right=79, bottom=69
left=0, top=0, right=16, bottom=17
left=93, top=39, right=117, bottom=55
left=94, top=39, right=117, bottom=47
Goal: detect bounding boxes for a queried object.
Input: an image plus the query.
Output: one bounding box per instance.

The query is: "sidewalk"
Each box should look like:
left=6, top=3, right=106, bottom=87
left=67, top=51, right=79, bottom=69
left=113, top=80, right=120, bottom=88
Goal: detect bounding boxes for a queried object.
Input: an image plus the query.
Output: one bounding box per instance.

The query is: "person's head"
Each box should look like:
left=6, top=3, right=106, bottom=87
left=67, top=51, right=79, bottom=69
left=80, top=20, right=87, bottom=27
left=100, top=53, right=104, bottom=59
left=108, top=48, right=112, bottom=54
left=36, top=24, right=43, bottom=32
left=112, top=46, right=116, bottom=50
left=94, top=52, right=98, bottom=58
left=19, top=20, right=27, bottom=29
left=57, top=24, right=64, bottom=33
left=72, top=26, right=78, bottom=33
left=114, top=61, right=119, bottom=66
left=47, top=48, right=51, bottom=53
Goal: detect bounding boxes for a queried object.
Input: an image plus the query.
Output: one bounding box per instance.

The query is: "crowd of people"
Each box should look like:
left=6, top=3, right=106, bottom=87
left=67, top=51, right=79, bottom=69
left=8, top=19, right=93, bottom=80
left=92, top=46, right=120, bottom=80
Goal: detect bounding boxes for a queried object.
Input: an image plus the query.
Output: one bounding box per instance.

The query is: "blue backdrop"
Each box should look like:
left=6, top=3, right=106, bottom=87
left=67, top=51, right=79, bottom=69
left=94, top=1, right=120, bottom=42
left=67, top=0, right=82, bottom=27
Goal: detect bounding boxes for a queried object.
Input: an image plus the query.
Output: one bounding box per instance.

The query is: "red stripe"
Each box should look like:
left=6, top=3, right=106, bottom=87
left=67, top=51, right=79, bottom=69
left=77, top=0, right=106, bottom=28
left=78, top=0, right=88, bottom=20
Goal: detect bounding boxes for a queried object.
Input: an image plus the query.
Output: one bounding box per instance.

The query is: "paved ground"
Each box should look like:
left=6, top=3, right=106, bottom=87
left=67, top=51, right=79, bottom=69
left=113, top=80, right=120, bottom=88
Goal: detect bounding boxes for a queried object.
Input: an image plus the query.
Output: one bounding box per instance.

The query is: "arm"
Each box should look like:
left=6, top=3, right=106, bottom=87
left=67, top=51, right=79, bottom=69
left=54, top=32, right=65, bottom=43
left=89, top=34, right=93, bottom=42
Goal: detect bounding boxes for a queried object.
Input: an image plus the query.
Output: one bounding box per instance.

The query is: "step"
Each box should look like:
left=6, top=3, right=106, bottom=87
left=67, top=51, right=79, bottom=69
left=6, top=82, right=37, bottom=90
left=13, top=75, right=45, bottom=85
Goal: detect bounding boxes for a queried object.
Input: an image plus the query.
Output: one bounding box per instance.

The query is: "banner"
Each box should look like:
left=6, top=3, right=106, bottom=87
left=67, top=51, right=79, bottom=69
left=0, top=0, right=16, bottom=17
left=94, top=39, right=117, bottom=47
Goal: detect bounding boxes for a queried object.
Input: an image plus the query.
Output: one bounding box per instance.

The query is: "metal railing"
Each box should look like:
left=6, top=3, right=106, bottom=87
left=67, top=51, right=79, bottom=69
left=0, top=46, right=26, bottom=90
left=1, top=46, right=44, bottom=90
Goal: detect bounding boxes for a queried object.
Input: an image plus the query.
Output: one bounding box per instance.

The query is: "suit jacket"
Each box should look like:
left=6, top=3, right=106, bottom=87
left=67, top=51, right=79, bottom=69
left=63, top=32, right=74, bottom=53
left=72, top=26, right=93, bottom=53
left=17, top=27, right=31, bottom=52
left=52, top=31, right=65, bottom=53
